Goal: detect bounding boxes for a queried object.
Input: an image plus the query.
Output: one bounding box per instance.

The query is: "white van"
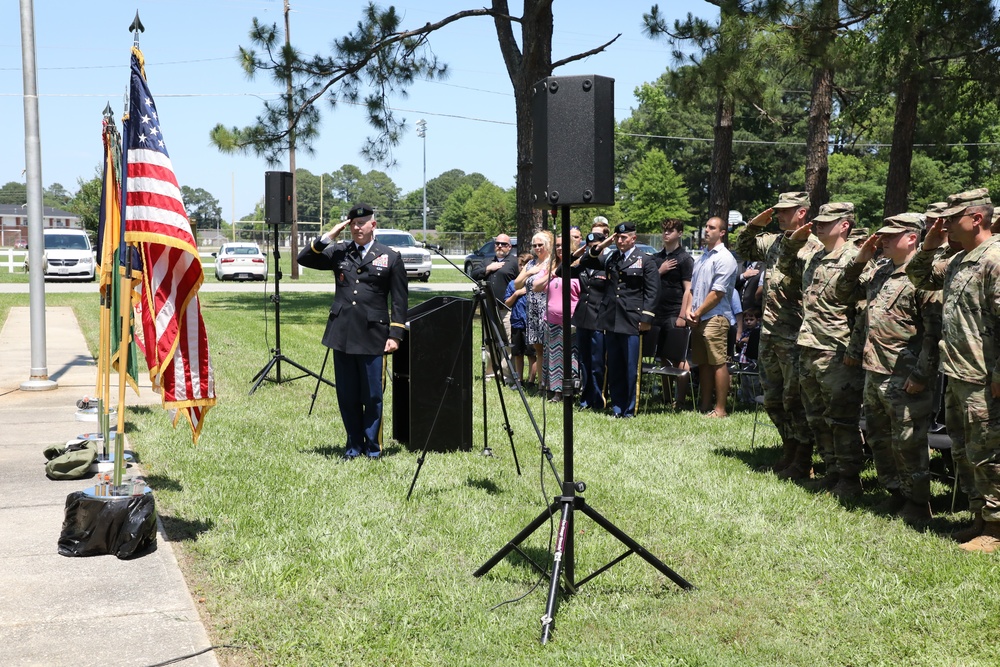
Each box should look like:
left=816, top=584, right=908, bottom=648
left=36, top=229, right=96, bottom=281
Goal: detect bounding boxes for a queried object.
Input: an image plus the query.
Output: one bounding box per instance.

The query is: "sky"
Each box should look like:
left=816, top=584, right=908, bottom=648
left=2, top=1, right=714, bottom=223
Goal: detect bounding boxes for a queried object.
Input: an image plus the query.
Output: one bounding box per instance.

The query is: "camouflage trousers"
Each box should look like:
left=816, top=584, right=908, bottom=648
left=863, top=372, right=932, bottom=502
left=945, top=379, right=1000, bottom=520
left=758, top=335, right=811, bottom=446
left=798, top=347, right=865, bottom=476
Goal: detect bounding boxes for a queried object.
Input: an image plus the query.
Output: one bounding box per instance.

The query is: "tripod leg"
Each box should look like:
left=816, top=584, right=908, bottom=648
left=248, top=356, right=280, bottom=395
left=309, top=347, right=332, bottom=416
left=473, top=501, right=559, bottom=577
left=576, top=498, right=694, bottom=591
left=540, top=497, right=574, bottom=644
left=482, top=300, right=523, bottom=474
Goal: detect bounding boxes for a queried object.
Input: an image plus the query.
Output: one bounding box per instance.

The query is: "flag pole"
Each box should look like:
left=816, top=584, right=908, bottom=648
left=111, top=15, right=145, bottom=489
left=98, top=105, right=116, bottom=459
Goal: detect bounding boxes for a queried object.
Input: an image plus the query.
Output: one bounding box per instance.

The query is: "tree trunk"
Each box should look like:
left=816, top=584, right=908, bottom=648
left=883, top=69, right=919, bottom=218
left=804, top=65, right=832, bottom=218
left=494, top=0, right=550, bottom=245
left=709, top=92, right=734, bottom=221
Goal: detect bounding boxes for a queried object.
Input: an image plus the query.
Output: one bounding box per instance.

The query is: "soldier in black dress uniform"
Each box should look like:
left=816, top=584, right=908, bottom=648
left=580, top=222, right=659, bottom=417
left=570, top=231, right=609, bottom=410
left=297, top=203, right=408, bottom=459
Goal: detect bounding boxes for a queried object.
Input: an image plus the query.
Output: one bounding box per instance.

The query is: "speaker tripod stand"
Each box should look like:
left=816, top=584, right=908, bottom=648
left=472, top=206, right=694, bottom=644
left=249, top=224, right=335, bottom=396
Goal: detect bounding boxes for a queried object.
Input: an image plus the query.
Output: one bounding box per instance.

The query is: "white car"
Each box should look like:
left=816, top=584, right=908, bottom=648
left=373, top=229, right=432, bottom=282
left=29, top=229, right=96, bottom=281
left=212, top=242, right=267, bottom=281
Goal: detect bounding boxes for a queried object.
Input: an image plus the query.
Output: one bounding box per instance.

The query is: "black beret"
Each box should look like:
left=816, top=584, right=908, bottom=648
left=615, top=221, right=636, bottom=234
left=587, top=232, right=606, bottom=243
left=347, top=203, right=375, bottom=220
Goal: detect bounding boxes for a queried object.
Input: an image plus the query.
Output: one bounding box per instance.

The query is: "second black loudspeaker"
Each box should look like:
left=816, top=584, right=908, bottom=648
left=264, top=170, right=294, bottom=225
left=531, top=74, right=615, bottom=208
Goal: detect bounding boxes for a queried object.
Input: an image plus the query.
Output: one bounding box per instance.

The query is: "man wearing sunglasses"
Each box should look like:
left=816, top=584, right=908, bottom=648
left=472, top=233, right=519, bottom=382
left=908, top=188, right=1000, bottom=552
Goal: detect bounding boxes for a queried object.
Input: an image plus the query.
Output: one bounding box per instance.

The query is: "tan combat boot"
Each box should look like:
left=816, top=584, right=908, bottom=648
left=959, top=521, right=1000, bottom=553
left=952, top=515, right=985, bottom=543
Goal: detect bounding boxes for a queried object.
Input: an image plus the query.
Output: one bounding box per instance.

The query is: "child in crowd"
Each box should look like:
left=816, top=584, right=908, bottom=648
left=504, top=253, right=535, bottom=386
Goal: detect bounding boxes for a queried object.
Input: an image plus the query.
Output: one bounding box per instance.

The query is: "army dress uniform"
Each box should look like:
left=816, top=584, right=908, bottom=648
left=297, top=230, right=408, bottom=458
left=573, top=233, right=610, bottom=410
left=836, top=213, right=941, bottom=511
left=907, top=189, right=1000, bottom=537
left=735, top=192, right=820, bottom=473
left=580, top=225, right=659, bottom=417
left=779, top=206, right=867, bottom=487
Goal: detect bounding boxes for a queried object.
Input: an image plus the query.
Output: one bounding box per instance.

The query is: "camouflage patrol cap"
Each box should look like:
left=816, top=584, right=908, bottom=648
left=941, top=188, right=991, bottom=217
left=811, top=202, right=854, bottom=223
left=876, top=212, right=924, bottom=235
left=923, top=202, right=948, bottom=220
left=773, top=191, right=810, bottom=209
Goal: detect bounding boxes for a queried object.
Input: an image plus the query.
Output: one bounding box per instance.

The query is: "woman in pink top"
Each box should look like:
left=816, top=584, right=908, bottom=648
left=532, top=236, right=580, bottom=402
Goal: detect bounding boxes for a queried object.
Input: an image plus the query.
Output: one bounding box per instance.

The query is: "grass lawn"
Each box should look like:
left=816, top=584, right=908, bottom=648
left=4, top=291, right=999, bottom=666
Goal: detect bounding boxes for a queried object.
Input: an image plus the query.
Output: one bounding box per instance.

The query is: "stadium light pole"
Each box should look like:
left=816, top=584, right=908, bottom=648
left=416, top=119, right=427, bottom=240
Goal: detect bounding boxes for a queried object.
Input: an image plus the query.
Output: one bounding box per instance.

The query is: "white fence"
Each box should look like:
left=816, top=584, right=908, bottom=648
left=1, top=248, right=26, bottom=273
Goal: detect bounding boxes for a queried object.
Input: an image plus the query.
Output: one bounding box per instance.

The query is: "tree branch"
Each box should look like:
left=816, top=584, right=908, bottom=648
left=551, top=34, right=622, bottom=70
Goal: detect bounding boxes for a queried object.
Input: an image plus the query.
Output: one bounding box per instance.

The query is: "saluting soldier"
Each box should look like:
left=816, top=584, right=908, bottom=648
left=737, top=192, right=820, bottom=478
left=569, top=231, right=610, bottom=410
left=907, top=188, right=1000, bottom=552
left=580, top=221, right=659, bottom=418
left=779, top=202, right=868, bottom=497
left=836, top=213, right=941, bottom=522
left=297, top=203, right=408, bottom=460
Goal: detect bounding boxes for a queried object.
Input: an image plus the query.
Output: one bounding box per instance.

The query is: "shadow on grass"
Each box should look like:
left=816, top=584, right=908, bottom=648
left=466, top=476, right=501, bottom=495
left=713, top=444, right=783, bottom=472
left=159, top=514, right=215, bottom=542
left=145, top=473, right=182, bottom=492
left=299, top=443, right=403, bottom=459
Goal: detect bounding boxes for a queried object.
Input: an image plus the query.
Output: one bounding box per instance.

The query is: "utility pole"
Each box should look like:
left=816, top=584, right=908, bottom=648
left=416, top=119, right=427, bottom=241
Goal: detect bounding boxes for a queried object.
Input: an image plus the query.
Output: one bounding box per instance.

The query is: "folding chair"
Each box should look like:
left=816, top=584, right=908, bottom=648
left=640, top=326, right=695, bottom=410
left=729, top=328, right=761, bottom=410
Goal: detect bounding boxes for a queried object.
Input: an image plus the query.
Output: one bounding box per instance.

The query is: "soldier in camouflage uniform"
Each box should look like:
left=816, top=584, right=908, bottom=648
left=907, top=188, right=1000, bottom=553
left=779, top=202, right=868, bottom=498
left=736, top=192, right=819, bottom=477
left=836, top=213, right=941, bottom=522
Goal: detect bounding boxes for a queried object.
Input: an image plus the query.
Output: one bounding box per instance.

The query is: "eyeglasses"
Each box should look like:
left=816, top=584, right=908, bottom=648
left=495, top=241, right=511, bottom=247
left=531, top=243, right=544, bottom=247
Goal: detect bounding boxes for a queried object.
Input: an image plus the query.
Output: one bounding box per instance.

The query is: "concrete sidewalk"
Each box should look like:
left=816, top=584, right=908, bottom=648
left=0, top=307, right=219, bottom=667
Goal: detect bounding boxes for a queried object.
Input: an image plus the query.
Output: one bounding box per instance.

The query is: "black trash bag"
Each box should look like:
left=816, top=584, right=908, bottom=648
left=58, top=490, right=158, bottom=559
left=44, top=440, right=98, bottom=480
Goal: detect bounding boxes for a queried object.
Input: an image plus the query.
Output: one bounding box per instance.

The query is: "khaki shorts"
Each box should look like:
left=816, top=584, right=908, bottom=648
left=691, top=315, right=729, bottom=366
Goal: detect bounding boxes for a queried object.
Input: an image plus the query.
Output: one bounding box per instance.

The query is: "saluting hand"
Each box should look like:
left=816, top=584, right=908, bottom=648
left=322, top=220, right=351, bottom=243
left=789, top=222, right=813, bottom=241
left=922, top=218, right=946, bottom=251
left=855, top=233, right=882, bottom=265
left=749, top=208, right=773, bottom=228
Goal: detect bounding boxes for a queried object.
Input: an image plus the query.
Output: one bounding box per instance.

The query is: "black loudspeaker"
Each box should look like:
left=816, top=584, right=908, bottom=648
left=392, top=296, right=473, bottom=452
left=531, top=74, right=615, bottom=208
left=264, top=170, right=293, bottom=225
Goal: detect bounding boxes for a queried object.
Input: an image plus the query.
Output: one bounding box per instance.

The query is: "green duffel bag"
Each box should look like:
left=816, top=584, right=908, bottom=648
left=45, top=440, right=98, bottom=480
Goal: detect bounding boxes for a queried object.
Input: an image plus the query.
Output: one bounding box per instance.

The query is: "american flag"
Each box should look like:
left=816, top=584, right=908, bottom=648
left=123, top=46, right=215, bottom=442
